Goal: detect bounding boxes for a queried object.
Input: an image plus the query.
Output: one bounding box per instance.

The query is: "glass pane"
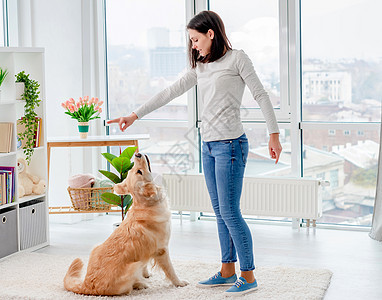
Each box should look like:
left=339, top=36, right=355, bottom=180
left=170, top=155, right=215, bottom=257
left=243, top=126, right=290, bottom=177
left=209, top=0, right=280, bottom=111
left=106, top=0, right=187, bottom=120
left=302, top=0, right=382, bottom=122
left=303, top=127, right=380, bottom=226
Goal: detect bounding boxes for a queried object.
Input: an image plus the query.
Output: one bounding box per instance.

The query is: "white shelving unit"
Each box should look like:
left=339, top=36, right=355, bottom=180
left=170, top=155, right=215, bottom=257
left=0, top=48, right=49, bottom=259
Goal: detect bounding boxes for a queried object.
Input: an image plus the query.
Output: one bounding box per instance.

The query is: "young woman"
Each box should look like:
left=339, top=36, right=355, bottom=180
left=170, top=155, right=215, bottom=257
left=108, top=10, right=282, bottom=296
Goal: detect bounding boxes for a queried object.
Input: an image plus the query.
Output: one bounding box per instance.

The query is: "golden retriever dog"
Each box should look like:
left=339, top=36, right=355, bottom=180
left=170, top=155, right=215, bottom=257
left=64, top=152, right=188, bottom=295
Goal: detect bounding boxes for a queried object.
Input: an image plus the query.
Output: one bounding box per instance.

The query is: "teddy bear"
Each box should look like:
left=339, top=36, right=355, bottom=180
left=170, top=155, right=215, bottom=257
left=17, top=157, right=46, bottom=198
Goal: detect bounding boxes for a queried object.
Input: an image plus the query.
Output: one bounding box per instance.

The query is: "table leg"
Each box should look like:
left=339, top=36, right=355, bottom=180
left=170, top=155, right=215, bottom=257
left=47, top=143, right=51, bottom=182
left=134, top=140, right=139, bottom=151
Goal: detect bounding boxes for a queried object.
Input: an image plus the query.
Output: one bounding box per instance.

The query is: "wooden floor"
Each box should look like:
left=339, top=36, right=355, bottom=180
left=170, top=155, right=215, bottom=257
left=36, top=214, right=382, bottom=300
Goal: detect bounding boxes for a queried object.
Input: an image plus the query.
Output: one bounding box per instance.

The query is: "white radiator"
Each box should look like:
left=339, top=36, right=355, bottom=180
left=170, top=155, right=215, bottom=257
left=163, top=174, right=323, bottom=221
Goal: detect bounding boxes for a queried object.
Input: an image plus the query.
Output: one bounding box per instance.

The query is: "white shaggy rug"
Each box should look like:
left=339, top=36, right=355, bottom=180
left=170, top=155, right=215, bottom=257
left=0, top=253, right=332, bottom=300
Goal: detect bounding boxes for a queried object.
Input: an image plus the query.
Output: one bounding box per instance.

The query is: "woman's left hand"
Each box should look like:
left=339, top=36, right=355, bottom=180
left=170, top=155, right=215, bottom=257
left=269, top=133, right=282, bottom=164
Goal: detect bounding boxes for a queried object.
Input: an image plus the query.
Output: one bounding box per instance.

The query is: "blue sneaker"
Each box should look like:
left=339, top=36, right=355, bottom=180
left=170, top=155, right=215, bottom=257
left=198, top=272, right=237, bottom=288
left=225, top=277, right=258, bottom=296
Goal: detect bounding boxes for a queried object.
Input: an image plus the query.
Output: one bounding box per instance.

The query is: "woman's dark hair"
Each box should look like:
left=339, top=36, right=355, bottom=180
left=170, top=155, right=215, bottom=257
left=187, top=10, right=232, bottom=68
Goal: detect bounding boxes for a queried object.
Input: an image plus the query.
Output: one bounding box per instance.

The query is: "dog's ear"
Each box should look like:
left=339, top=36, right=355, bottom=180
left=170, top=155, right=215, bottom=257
left=139, top=182, right=158, bottom=200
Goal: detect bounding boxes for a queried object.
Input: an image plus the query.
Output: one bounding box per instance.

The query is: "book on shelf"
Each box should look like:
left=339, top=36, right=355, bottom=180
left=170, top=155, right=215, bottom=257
left=17, top=117, right=42, bottom=149
left=35, top=117, right=42, bottom=147
left=0, top=174, right=4, bottom=205
left=0, top=175, right=2, bottom=205
left=0, top=122, right=13, bottom=153
left=0, top=166, right=15, bottom=205
left=17, top=120, right=27, bottom=149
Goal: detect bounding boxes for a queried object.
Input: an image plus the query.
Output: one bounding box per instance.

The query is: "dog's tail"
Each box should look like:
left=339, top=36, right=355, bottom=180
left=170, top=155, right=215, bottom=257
left=64, top=258, right=88, bottom=294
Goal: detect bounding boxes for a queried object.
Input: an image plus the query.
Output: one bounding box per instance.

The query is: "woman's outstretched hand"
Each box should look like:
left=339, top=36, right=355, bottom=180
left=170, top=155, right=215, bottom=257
left=107, top=113, right=138, bottom=132
left=269, top=133, right=282, bottom=164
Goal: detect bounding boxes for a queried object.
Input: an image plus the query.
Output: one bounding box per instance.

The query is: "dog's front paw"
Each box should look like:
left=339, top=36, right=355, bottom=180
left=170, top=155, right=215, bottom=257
left=174, top=280, right=189, bottom=287
left=133, top=281, right=149, bottom=290
left=142, top=269, right=151, bottom=278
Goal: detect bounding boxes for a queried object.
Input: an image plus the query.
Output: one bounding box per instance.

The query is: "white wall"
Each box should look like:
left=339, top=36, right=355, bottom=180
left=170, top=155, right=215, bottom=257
left=31, top=0, right=83, bottom=138
left=11, top=0, right=106, bottom=213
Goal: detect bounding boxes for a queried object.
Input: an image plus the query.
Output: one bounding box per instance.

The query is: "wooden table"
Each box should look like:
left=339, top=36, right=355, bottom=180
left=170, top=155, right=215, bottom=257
left=47, top=134, right=150, bottom=214
left=47, top=134, right=149, bottom=179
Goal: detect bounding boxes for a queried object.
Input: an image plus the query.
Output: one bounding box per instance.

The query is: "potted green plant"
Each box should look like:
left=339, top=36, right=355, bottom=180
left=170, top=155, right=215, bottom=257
left=0, top=67, right=8, bottom=100
left=99, top=146, right=137, bottom=225
left=16, top=71, right=41, bottom=164
left=61, top=96, right=103, bottom=138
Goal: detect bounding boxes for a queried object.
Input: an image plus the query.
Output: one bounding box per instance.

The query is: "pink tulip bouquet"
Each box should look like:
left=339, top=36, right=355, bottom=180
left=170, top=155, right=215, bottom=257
left=61, top=96, right=103, bottom=122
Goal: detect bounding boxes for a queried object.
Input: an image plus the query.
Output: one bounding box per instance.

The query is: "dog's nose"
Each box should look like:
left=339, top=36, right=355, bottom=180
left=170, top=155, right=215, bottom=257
left=135, top=153, right=142, bottom=158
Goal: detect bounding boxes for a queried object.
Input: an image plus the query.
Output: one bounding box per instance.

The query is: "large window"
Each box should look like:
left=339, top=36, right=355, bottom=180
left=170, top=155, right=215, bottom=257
left=105, top=1, right=380, bottom=227
left=301, top=0, right=382, bottom=226
left=105, top=0, right=287, bottom=178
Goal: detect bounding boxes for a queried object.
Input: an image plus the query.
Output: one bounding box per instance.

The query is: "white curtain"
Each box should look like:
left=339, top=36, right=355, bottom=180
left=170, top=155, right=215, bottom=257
left=370, top=120, right=382, bottom=241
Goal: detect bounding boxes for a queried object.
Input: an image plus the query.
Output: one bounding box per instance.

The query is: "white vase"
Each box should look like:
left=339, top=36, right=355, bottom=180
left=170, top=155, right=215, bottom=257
left=15, top=82, right=25, bottom=100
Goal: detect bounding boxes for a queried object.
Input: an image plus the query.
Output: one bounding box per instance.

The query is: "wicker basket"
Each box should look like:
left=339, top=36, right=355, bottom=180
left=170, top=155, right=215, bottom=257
left=67, top=186, right=113, bottom=211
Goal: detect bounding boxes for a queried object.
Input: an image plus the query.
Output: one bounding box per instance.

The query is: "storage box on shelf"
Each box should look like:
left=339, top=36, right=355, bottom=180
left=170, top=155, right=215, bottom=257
left=19, top=198, right=47, bottom=250
left=0, top=207, right=18, bottom=258
left=0, top=48, right=49, bottom=259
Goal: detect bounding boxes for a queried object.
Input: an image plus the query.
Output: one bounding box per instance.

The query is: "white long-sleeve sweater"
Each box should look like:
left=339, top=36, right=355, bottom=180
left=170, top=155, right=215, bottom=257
left=134, top=49, right=280, bottom=142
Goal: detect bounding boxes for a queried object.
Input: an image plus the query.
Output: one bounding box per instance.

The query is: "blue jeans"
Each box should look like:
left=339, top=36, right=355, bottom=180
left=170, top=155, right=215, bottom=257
left=202, top=133, right=255, bottom=271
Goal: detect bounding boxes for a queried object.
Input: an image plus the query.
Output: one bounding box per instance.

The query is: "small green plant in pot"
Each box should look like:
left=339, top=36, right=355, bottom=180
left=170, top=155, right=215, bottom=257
left=0, top=67, right=8, bottom=101
left=0, top=67, right=8, bottom=87
left=99, top=146, right=137, bottom=222
left=16, top=71, right=41, bottom=164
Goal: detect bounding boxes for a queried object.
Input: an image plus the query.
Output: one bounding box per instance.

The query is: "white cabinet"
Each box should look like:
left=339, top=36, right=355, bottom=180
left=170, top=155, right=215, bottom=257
left=0, top=48, right=49, bottom=259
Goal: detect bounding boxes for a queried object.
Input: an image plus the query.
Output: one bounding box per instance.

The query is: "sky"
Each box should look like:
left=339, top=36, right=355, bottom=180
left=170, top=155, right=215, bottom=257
left=301, top=0, right=382, bottom=60
left=106, top=0, right=186, bottom=48
left=106, top=0, right=382, bottom=61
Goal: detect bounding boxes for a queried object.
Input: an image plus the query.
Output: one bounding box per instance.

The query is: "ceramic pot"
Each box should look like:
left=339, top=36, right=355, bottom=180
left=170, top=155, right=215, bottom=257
left=15, top=82, right=25, bottom=100
left=78, top=121, right=89, bottom=139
